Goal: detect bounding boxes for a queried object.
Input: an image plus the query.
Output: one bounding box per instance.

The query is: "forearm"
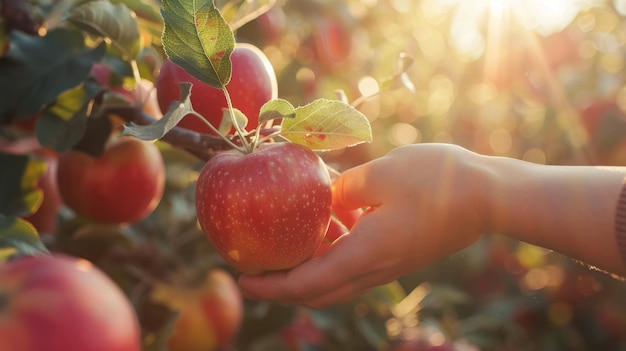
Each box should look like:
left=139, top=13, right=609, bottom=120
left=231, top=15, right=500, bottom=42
left=483, top=155, right=626, bottom=276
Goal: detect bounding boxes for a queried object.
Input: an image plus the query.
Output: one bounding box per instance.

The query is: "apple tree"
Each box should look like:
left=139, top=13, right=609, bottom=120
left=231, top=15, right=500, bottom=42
left=0, top=0, right=422, bottom=350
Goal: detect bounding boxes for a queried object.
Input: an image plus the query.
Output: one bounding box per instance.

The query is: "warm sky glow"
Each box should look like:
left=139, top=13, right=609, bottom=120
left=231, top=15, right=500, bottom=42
left=433, top=0, right=596, bottom=58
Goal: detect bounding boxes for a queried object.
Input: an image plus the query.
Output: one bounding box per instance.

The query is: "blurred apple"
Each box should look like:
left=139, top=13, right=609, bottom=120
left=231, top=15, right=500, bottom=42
left=150, top=268, right=243, bottom=351
left=0, top=254, right=141, bottom=351
left=91, top=63, right=163, bottom=119
left=579, top=99, right=626, bottom=165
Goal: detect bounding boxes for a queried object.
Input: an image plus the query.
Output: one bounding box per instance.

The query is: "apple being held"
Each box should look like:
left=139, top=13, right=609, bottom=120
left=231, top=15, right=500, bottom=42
left=195, top=142, right=332, bottom=275
left=150, top=269, right=243, bottom=351
left=155, top=43, right=278, bottom=134
left=0, top=254, right=141, bottom=351
left=57, top=137, right=165, bottom=225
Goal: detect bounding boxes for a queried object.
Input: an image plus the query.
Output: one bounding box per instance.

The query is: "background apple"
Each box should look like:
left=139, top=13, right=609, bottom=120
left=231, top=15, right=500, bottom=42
left=155, top=43, right=278, bottom=134
left=56, top=137, right=165, bottom=224
left=91, top=63, right=163, bottom=119
left=195, top=142, right=332, bottom=275
left=0, top=254, right=141, bottom=351
left=150, top=268, right=243, bottom=351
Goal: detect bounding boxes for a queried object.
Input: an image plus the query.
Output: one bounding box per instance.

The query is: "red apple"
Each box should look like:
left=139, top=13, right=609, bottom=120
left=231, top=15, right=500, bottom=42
left=155, top=43, right=278, bottom=134
left=91, top=63, right=163, bottom=119
left=56, top=137, right=165, bottom=225
left=0, top=254, right=141, bottom=351
left=150, top=269, right=243, bottom=351
left=195, top=142, right=332, bottom=275
left=311, top=14, right=353, bottom=71
left=579, top=99, right=626, bottom=165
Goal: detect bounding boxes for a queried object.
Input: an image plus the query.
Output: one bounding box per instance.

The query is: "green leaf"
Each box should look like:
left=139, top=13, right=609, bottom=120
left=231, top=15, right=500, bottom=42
left=67, top=1, right=142, bottom=59
left=161, top=0, right=235, bottom=88
left=114, top=0, right=164, bottom=24
left=0, top=27, right=107, bottom=122
left=0, top=153, right=46, bottom=217
left=0, top=215, right=49, bottom=262
left=280, top=99, right=373, bottom=151
left=120, top=82, right=193, bottom=140
left=218, top=107, right=247, bottom=134
left=259, top=98, right=295, bottom=124
left=36, top=81, right=102, bottom=152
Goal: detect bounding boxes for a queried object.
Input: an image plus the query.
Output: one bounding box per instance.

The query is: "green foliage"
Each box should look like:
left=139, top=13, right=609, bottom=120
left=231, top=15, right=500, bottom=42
left=0, top=152, right=45, bottom=217
left=161, top=0, right=235, bottom=88
left=120, top=82, right=193, bottom=140
left=0, top=27, right=106, bottom=121
left=36, top=81, right=102, bottom=152
left=67, top=1, right=143, bottom=60
left=281, top=99, right=373, bottom=151
left=259, top=98, right=296, bottom=124
left=0, top=215, right=49, bottom=262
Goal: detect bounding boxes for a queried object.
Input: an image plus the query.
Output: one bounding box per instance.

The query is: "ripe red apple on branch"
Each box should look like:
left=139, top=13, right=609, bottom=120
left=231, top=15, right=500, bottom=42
left=196, top=142, right=333, bottom=274
left=0, top=254, right=141, bottom=351
left=56, top=137, right=165, bottom=225
left=121, top=3, right=373, bottom=275
left=155, top=43, right=278, bottom=135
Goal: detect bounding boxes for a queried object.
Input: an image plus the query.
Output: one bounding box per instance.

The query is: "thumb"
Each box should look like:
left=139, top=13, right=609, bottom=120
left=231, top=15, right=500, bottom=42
left=331, top=158, right=387, bottom=212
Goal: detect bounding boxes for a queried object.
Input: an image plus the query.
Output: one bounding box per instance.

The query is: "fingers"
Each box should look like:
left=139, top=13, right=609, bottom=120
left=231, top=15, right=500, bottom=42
left=239, top=233, right=359, bottom=304
left=239, top=210, right=404, bottom=308
left=331, top=205, right=362, bottom=230
left=331, top=158, right=389, bottom=211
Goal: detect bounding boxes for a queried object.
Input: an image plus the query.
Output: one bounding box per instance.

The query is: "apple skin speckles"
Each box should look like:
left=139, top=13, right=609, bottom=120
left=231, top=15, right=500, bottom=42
left=195, top=142, right=332, bottom=275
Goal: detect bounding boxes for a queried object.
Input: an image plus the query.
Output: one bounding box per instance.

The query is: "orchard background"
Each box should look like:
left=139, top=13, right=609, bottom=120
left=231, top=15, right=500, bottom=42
left=2, top=0, right=626, bottom=350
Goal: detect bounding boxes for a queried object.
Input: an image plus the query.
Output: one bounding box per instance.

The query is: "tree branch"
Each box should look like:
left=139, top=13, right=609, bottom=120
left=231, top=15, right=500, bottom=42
left=106, top=107, right=233, bottom=161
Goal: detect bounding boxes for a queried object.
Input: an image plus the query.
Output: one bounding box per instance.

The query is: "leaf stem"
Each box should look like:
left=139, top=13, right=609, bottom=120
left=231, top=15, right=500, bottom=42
left=189, top=111, right=246, bottom=153
left=222, top=87, right=253, bottom=153
left=129, top=59, right=145, bottom=106
left=351, top=91, right=382, bottom=109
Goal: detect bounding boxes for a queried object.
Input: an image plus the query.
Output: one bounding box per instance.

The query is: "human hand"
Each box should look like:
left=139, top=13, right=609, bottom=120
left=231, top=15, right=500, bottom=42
left=238, top=143, right=490, bottom=308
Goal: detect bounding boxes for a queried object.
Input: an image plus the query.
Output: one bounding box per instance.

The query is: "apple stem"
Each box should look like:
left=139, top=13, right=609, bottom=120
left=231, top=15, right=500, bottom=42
left=351, top=90, right=382, bottom=109
left=222, top=87, right=253, bottom=153
left=189, top=111, right=246, bottom=153
left=253, top=130, right=282, bottom=146
left=129, top=59, right=145, bottom=106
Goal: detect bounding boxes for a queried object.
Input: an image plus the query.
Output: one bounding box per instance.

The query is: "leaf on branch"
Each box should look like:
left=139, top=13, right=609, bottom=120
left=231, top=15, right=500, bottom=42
left=219, top=107, right=248, bottom=135
left=380, top=52, right=416, bottom=94
left=161, top=0, right=235, bottom=88
left=0, top=215, right=49, bottom=263
left=0, top=27, right=106, bottom=122
left=36, top=81, right=102, bottom=153
left=259, top=98, right=295, bottom=124
left=0, top=153, right=46, bottom=217
left=280, top=99, right=373, bottom=151
left=66, top=1, right=142, bottom=60
left=120, top=82, right=193, bottom=140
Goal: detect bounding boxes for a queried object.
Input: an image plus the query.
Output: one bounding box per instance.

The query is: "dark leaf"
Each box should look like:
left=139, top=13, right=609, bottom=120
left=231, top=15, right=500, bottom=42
left=0, top=27, right=106, bottom=122
left=0, top=152, right=45, bottom=217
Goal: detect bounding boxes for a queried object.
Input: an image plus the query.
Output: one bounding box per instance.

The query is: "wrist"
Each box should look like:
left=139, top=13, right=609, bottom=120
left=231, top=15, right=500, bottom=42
left=479, top=154, right=539, bottom=237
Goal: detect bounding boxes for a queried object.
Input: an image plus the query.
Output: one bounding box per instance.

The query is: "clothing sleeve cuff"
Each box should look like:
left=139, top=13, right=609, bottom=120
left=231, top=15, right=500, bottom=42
left=615, top=181, right=626, bottom=263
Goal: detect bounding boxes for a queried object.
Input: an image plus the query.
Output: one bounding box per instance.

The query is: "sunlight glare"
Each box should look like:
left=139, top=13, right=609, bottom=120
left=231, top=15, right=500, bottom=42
left=433, top=0, right=595, bottom=59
